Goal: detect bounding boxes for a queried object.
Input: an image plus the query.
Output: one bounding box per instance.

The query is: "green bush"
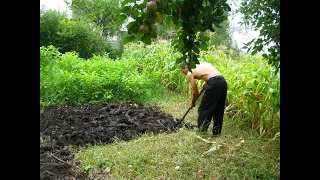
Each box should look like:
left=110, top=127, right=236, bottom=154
left=40, top=45, right=164, bottom=107
left=40, top=8, right=123, bottom=59
left=40, top=8, right=68, bottom=48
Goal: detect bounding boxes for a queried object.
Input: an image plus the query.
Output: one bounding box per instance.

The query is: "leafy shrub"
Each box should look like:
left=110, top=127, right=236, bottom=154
left=40, top=8, right=123, bottom=59
left=40, top=45, right=164, bottom=107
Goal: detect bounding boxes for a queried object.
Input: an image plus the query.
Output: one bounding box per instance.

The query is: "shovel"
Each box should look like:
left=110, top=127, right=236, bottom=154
left=176, top=88, right=204, bottom=125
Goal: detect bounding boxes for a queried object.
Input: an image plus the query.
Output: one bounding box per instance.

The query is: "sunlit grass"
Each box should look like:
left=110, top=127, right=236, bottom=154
left=74, top=115, right=279, bottom=180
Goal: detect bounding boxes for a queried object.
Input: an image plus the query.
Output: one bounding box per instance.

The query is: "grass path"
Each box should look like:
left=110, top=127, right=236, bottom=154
left=73, top=101, right=280, bottom=179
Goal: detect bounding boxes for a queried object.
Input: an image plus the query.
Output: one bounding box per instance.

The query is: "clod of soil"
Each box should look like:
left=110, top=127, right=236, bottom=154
left=40, top=103, right=194, bottom=179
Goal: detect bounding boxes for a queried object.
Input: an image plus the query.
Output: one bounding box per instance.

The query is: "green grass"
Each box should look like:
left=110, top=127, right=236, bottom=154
left=73, top=99, right=280, bottom=180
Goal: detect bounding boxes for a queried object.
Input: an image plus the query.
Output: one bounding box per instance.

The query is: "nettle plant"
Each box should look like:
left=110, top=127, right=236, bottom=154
left=118, top=0, right=231, bottom=69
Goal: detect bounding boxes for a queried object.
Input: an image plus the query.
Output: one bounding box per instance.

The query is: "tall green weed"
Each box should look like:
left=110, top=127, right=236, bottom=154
left=201, top=46, right=280, bottom=136
left=40, top=45, right=164, bottom=107
left=122, top=40, right=280, bottom=135
left=40, top=40, right=279, bottom=136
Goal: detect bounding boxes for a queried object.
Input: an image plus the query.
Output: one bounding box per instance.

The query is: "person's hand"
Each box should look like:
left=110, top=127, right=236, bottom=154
left=190, top=102, right=195, bottom=109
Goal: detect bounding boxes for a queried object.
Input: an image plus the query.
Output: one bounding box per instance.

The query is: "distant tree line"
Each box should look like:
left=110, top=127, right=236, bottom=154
left=42, top=0, right=276, bottom=63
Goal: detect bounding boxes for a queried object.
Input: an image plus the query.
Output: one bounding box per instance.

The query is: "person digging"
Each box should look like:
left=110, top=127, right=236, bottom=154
left=179, top=61, right=228, bottom=136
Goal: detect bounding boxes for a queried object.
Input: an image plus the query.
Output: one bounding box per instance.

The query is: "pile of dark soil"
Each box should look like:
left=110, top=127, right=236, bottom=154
left=40, top=103, right=194, bottom=179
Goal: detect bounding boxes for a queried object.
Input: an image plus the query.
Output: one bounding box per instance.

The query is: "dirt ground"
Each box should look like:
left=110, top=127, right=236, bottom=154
left=40, top=103, right=194, bottom=180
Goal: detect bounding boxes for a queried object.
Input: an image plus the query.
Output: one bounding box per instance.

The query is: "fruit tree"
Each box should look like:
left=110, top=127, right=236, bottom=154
left=118, top=0, right=231, bottom=70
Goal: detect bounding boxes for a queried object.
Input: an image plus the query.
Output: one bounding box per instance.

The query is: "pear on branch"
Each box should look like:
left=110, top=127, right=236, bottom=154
left=155, top=11, right=163, bottom=24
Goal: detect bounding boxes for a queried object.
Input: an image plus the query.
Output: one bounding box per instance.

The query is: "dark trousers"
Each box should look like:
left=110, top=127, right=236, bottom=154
left=198, top=75, right=227, bottom=136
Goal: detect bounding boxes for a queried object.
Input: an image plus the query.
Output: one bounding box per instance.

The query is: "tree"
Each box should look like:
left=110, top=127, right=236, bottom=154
left=240, top=0, right=280, bottom=72
left=66, top=0, right=125, bottom=58
left=68, top=0, right=122, bottom=37
left=40, top=8, right=121, bottom=59
left=40, top=8, right=69, bottom=48
left=56, top=19, right=113, bottom=59
left=118, top=0, right=231, bottom=70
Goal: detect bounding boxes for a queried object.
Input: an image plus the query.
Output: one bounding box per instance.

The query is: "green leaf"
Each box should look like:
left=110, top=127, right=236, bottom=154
left=172, top=12, right=179, bottom=25
left=163, top=2, right=168, bottom=8
left=141, top=35, right=151, bottom=45
left=136, top=2, right=147, bottom=9
left=165, top=15, right=172, bottom=25
left=127, top=21, right=139, bottom=34
left=257, top=38, right=263, bottom=44
left=251, top=49, right=258, bottom=55
left=225, top=4, right=231, bottom=11
left=192, top=46, right=200, bottom=54
left=185, top=40, right=193, bottom=50
left=189, top=57, right=198, bottom=69
left=177, top=42, right=185, bottom=52
left=239, top=7, right=244, bottom=13
left=200, top=43, right=208, bottom=51
left=122, top=36, right=136, bottom=45
left=182, top=22, right=192, bottom=33
left=176, top=55, right=187, bottom=64
left=214, top=23, right=222, bottom=28
left=121, top=0, right=129, bottom=7
left=131, top=9, right=141, bottom=19
left=172, top=37, right=179, bottom=46
left=121, top=6, right=132, bottom=14
left=221, top=15, right=228, bottom=21
left=164, top=6, right=171, bottom=15
left=118, top=14, right=127, bottom=25
left=191, top=54, right=199, bottom=64
left=201, top=36, right=210, bottom=43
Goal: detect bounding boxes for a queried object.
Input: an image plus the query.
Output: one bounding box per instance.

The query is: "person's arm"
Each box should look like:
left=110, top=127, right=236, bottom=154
left=187, top=73, right=199, bottom=108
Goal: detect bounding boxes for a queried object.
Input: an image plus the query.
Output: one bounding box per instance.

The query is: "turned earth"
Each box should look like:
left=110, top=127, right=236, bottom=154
left=40, top=103, right=194, bottom=179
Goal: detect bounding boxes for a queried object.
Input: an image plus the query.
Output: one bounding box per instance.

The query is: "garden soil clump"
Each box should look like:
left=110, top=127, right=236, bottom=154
left=40, top=103, right=191, bottom=179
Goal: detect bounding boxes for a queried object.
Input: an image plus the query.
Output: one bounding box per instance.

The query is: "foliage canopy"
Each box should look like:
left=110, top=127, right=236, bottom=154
left=119, top=0, right=280, bottom=71
left=69, top=0, right=122, bottom=37
left=240, top=0, right=280, bottom=71
left=40, top=8, right=123, bottom=59
left=119, top=0, right=231, bottom=70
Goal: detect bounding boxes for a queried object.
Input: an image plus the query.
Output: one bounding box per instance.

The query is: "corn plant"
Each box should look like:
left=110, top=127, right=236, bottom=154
left=122, top=40, right=190, bottom=95
left=202, top=49, right=280, bottom=136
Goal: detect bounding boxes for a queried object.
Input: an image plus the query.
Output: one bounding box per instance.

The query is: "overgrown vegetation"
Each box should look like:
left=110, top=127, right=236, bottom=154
left=41, top=39, right=279, bottom=136
left=40, top=45, right=166, bottom=107
left=40, top=39, right=279, bottom=179
left=201, top=46, right=280, bottom=136
left=40, top=1, right=280, bottom=178
left=40, top=8, right=123, bottom=59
